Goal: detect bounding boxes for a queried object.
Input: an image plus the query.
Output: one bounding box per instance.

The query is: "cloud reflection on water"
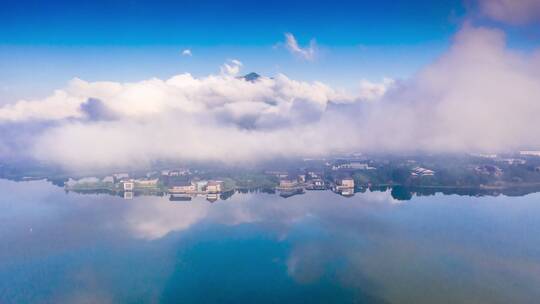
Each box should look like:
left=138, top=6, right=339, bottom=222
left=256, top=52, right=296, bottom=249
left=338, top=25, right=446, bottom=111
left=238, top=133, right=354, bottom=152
left=2, top=179, right=540, bottom=303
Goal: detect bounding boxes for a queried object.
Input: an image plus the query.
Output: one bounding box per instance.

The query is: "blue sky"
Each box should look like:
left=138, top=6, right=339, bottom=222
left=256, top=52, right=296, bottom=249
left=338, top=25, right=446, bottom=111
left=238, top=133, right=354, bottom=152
left=1, top=0, right=463, bottom=46
left=0, top=0, right=470, bottom=102
left=3, top=0, right=538, bottom=103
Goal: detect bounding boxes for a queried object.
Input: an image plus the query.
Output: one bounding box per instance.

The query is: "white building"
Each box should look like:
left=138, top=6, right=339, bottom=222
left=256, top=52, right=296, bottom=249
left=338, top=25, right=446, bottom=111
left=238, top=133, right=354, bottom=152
left=123, top=181, right=135, bottom=191
left=206, top=181, right=223, bottom=193
left=169, top=180, right=196, bottom=193
left=520, top=151, right=540, bottom=157
left=498, top=158, right=526, bottom=165
left=332, top=162, right=374, bottom=170
left=340, top=188, right=354, bottom=196
left=339, top=178, right=355, bottom=188
left=334, top=178, right=355, bottom=196
left=313, top=179, right=325, bottom=187
left=411, top=167, right=435, bottom=176
left=113, top=173, right=129, bottom=181
left=134, top=178, right=159, bottom=187
left=470, top=153, right=498, bottom=159
left=279, top=179, right=298, bottom=189
left=196, top=181, right=208, bottom=192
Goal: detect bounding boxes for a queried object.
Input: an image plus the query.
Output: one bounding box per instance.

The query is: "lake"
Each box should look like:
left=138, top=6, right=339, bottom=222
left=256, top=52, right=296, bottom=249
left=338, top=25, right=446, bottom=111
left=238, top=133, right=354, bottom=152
left=1, top=179, right=540, bottom=303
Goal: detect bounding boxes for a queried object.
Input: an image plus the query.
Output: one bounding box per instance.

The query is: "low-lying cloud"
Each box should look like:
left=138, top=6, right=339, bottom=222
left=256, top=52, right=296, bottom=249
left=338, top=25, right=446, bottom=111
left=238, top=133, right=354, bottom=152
left=478, top=0, right=540, bottom=25
left=0, top=25, right=539, bottom=171
left=284, top=33, right=317, bottom=61
left=363, top=25, right=540, bottom=153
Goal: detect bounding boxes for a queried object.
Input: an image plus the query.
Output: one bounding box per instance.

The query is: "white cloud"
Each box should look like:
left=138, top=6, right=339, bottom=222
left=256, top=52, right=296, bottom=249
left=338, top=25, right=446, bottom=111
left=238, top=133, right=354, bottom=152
left=358, top=78, right=395, bottom=102
left=284, top=33, right=317, bottom=61
left=181, top=49, right=192, bottom=56
left=0, top=89, right=85, bottom=121
left=122, top=189, right=392, bottom=240
left=220, top=59, right=243, bottom=76
left=0, top=61, right=358, bottom=170
left=1, top=25, right=540, bottom=170
left=358, top=25, right=540, bottom=153
left=0, top=69, right=354, bottom=125
left=478, top=0, right=540, bottom=25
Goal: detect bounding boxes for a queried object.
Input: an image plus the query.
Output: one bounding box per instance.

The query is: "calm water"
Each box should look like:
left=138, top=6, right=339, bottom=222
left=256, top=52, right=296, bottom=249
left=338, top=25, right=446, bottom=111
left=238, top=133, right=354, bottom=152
left=1, top=180, right=540, bottom=303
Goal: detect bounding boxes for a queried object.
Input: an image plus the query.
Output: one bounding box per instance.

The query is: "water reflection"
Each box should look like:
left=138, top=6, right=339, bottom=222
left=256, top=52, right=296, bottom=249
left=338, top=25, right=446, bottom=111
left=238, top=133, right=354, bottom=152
left=1, top=179, right=540, bottom=303
left=66, top=183, right=540, bottom=202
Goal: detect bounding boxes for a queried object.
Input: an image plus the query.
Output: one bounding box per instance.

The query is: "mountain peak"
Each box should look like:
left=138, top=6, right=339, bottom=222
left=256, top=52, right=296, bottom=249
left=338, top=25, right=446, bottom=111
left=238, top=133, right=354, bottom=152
left=242, top=72, right=261, bottom=82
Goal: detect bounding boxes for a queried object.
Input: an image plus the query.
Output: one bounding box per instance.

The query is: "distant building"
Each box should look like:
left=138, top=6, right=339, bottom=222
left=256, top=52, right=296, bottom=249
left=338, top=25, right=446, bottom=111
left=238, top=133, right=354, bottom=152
left=279, top=179, right=298, bottom=189
left=411, top=167, right=435, bottom=176
left=307, top=171, right=320, bottom=178
left=334, top=178, right=355, bottom=196
left=340, top=187, right=354, bottom=196
left=297, top=174, right=306, bottom=183
left=206, top=181, right=223, bottom=193
left=520, top=151, right=540, bottom=157
left=168, top=169, right=191, bottom=176
left=169, top=194, right=193, bottom=201
left=123, top=181, right=135, bottom=191
left=470, top=153, right=498, bottom=159
left=332, top=162, right=374, bottom=171
left=196, top=180, right=208, bottom=192
left=279, top=188, right=305, bottom=198
left=135, top=178, right=159, bottom=187
left=475, top=165, right=503, bottom=177
left=498, top=158, right=526, bottom=165
left=168, top=179, right=195, bottom=193
left=206, top=193, right=220, bottom=202
left=313, top=179, right=325, bottom=187
left=307, top=178, right=325, bottom=190
left=265, top=171, right=289, bottom=179
left=338, top=178, right=355, bottom=188
left=113, top=173, right=129, bottom=182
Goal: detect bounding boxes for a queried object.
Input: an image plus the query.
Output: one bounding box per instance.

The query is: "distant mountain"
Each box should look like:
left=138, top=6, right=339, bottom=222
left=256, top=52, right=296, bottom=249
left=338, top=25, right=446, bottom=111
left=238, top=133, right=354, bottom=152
left=241, top=72, right=261, bottom=82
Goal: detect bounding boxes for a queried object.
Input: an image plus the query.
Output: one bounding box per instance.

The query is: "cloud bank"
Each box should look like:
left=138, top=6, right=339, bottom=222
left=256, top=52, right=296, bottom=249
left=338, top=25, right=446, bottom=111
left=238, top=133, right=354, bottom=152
left=478, top=0, right=540, bottom=25
left=0, top=64, right=368, bottom=170
left=362, top=25, right=540, bottom=153
left=284, top=33, right=317, bottom=61
left=0, top=25, right=539, bottom=171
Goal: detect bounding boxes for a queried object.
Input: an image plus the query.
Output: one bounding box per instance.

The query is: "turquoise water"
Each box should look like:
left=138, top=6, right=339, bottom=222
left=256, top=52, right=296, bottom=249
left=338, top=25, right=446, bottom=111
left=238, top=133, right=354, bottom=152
left=1, top=179, right=540, bottom=303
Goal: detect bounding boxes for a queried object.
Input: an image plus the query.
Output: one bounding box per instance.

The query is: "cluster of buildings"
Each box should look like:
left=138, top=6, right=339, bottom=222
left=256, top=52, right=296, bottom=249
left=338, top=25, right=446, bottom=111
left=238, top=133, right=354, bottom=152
left=268, top=170, right=356, bottom=197
left=64, top=151, right=540, bottom=202
left=472, top=152, right=538, bottom=165
left=331, top=162, right=374, bottom=171
left=475, top=165, right=503, bottom=177
left=65, top=170, right=225, bottom=202
left=167, top=178, right=223, bottom=194
left=411, top=167, right=435, bottom=177
left=333, top=177, right=355, bottom=196
left=520, top=151, right=540, bottom=157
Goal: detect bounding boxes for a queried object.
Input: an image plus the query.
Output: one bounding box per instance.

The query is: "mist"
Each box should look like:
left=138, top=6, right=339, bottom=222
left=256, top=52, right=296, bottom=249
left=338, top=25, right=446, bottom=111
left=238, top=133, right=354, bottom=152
left=1, top=25, right=539, bottom=171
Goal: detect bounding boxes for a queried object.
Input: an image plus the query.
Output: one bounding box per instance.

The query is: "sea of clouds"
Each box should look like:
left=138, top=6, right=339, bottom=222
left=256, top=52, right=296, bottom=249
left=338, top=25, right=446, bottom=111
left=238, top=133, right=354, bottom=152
left=1, top=1, right=540, bottom=171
